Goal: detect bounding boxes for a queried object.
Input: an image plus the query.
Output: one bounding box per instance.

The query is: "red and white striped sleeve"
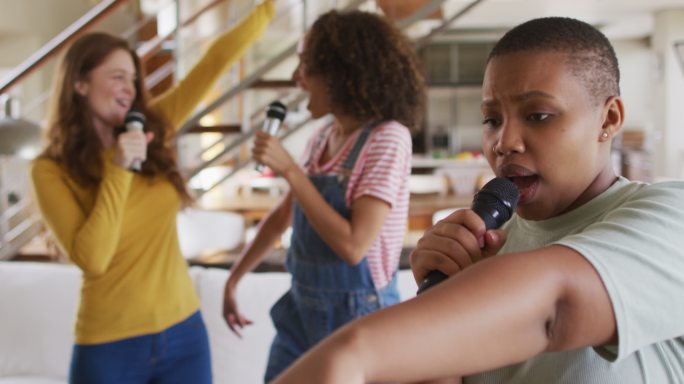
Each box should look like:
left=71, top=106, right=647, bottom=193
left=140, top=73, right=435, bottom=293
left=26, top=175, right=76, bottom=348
left=349, top=122, right=412, bottom=207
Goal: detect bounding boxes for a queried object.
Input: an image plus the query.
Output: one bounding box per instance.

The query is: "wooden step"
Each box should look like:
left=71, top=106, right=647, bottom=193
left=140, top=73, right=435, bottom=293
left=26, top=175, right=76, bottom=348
left=186, top=124, right=242, bottom=134
left=250, top=79, right=296, bottom=89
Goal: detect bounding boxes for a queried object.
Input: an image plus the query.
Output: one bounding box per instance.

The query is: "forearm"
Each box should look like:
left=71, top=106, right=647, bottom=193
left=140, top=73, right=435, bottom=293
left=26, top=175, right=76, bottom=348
left=274, top=252, right=561, bottom=383
left=284, top=167, right=367, bottom=265
left=228, top=193, right=292, bottom=286
left=276, top=245, right=616, bottom=383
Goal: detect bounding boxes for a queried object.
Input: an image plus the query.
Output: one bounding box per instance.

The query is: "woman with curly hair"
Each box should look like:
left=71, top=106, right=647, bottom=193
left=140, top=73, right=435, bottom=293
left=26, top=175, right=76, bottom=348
left=222, top=9, right=425, bottom=381
left=30, top=2, right=274, bottom=383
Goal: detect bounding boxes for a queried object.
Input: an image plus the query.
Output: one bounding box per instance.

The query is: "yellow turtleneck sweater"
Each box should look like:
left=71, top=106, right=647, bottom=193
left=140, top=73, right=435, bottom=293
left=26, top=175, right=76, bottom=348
left=30, top=0, right=274, bottom=344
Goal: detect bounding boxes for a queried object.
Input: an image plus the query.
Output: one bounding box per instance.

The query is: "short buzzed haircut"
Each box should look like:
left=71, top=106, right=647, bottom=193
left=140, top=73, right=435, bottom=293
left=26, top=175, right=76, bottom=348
left=488, top=17, right=620, bottom=103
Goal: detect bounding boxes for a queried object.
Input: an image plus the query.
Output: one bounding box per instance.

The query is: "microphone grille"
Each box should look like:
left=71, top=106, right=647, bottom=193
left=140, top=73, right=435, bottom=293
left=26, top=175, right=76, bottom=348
left=266, top=101, right=287, bottom=120
left=125, top=110, right=145, bottom=125
left=472, top=177, right=520, bottom=228
left=480, top=177, right=519, bottom=207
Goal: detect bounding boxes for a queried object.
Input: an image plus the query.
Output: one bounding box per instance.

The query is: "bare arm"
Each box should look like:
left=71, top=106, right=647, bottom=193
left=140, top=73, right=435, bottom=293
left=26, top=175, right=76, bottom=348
left=272, top=245, right=616, bottom=383
left=253, top=131, right=391, bottom=265
left=223, top=192, right=292, bottom=335
left=227, top=192, right=293, bottom=286
left=285, top=166, right=390, bottom=265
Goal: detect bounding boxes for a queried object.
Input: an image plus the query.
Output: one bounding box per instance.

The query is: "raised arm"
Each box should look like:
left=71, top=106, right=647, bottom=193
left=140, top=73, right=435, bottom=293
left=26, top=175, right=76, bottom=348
left=272, top=244, right=616, bottom=383
left=151, top=0, right=275, bottom=126
left=30, top=157, right=133, bottom=276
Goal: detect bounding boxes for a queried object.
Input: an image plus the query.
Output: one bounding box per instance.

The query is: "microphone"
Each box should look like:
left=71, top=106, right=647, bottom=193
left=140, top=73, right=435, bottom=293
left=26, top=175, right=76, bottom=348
left=255, top=101, right=287, bottom=173
left=124, top=110, right=146, bottom=172
left=417, top=177, right=520, bottom=294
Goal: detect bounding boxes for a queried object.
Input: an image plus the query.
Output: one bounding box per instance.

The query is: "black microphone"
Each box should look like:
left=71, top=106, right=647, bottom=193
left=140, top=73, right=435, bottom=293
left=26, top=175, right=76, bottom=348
left=255, top=101, right=287, bottom=173
left=417, top=177, right=520, bottom=294
left=124, top=110, right=146, bottom=172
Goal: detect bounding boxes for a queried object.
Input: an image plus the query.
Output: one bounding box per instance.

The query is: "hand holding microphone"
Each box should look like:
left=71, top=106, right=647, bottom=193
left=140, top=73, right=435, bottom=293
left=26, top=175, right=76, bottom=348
left=412, top=177, right=519, bottom=294
left=119, top=110, right=147, bottom=172
left=254, top=101, right=288, bottom=173
left=114, top=110, right=150, bottom=171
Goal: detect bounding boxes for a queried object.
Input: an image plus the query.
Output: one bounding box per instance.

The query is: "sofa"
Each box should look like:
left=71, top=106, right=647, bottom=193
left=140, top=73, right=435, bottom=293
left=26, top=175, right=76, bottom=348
left=0, top=261, right=418, bottom=383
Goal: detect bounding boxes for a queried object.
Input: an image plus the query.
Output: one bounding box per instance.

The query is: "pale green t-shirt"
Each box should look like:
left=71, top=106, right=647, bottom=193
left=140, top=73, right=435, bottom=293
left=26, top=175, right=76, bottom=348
left=465, top=177, right=684, bottom=384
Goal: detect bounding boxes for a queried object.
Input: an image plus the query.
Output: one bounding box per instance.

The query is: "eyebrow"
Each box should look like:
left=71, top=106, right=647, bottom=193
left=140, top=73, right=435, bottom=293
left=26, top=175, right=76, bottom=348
left=106, top=69, right=136, bottom=77
left=481, top=90, right=556, bottom=108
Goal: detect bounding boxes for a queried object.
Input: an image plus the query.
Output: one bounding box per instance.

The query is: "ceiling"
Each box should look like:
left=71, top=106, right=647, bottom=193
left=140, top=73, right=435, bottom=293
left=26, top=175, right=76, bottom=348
left=438, top=0, right=684, bottom=40
left=276, top=0, right=684, bottom=43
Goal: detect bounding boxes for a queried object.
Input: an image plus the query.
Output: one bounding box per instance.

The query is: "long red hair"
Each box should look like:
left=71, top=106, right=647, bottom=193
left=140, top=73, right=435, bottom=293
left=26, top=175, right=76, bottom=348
left=43, top=32, right=192, bottom=204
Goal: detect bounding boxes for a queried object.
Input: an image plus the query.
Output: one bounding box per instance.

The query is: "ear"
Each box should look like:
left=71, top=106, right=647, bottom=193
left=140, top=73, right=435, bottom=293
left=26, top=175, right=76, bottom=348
left=599, top=96, right=624, bottom=141
left=74, top=80, right=89, bottom=97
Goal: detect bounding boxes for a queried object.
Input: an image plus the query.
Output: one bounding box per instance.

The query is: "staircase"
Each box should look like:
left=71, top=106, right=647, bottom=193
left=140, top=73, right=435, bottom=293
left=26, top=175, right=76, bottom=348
left=0, top=0, right=485, bottom=259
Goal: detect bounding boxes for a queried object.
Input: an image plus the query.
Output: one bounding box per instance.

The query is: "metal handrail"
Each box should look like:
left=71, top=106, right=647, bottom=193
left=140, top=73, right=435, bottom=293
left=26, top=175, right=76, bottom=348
left=194, top=100, right=319, bottom=197
left=176, top=0, right=369, bottom=137
left=137, top=0, right=231, bottom=62
left=187, top=91, right=308, bottom=179
left=187, top=0, right=482, bottom=197
left=0, top=0, right=245, bottom=260
left=0, top=0, right=129, bottom=94
left=191, top=92, right=291, bottom=160
left=415, top=0, right=485, bottom=48
left=2, top=0, right=235, bottom=116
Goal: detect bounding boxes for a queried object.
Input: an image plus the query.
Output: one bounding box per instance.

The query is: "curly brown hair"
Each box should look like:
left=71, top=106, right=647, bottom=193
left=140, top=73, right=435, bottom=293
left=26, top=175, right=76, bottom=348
left=303, top=10, right=426, bottom=133
left=43, top=33, right=192, bottom=204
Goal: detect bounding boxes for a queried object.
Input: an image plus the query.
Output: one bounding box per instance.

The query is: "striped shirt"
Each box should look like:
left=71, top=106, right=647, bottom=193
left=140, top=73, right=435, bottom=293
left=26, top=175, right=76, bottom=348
left=301, top=121, right=412, bottom=289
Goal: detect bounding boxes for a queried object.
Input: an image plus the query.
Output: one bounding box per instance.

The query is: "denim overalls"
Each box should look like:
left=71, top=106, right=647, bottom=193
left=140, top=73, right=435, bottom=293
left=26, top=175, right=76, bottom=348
left=264, top=125, right=401, bottom=382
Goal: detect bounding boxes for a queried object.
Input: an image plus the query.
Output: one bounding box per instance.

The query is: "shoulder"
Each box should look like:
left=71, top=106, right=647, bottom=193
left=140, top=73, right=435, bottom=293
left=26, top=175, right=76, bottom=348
left=31, top=156, right=62, bottom=176
left=632, top=179, right=684, bottom=196
left=31, top=157, right=74, bottom=188
left=614, top=179, right=684, bottom=209
left=371, top=120, right=411, bottom=139
left=367, top=121, right=412, bottom=150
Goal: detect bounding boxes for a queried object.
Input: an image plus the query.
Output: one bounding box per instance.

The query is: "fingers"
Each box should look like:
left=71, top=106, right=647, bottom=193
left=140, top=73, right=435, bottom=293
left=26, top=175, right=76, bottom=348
left=252, top=132, right=296, bottom=175
left=428, top=221, right=484, bottom=262
left=223, top=285, right=253, bottom=338
left=114, top=131, right=148, bottom=169
left=410, top=249, right=463, bottom=285
left=409, top=209, right=488, bottom=283
left=482, top=229, right=507, bottom=258
left=226, top=314, right=242, bottom=338
left=224, top=312, right=254, bottom=338
left=252, top=131, right=274, bottom=165
left=438, top=209, right=487, bottom=247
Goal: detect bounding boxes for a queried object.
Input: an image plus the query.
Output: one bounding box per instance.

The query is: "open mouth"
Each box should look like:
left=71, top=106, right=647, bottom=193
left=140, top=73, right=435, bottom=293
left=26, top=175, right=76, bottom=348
left=507, top=175, right=539, bottom=203
left=116, top=99, right=131, bottom=109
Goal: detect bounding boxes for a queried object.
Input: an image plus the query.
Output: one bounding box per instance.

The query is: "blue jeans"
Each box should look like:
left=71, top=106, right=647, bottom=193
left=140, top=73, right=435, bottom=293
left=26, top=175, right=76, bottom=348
left=69, top=311, right=212, bottom=384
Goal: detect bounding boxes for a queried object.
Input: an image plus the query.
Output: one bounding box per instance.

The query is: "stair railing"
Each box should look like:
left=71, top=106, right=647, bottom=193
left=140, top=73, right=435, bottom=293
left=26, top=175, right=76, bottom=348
left=0, top=0, right=130, bottom=95
left=185, top=0, right=487, bottom=197
left=0, top=0, right=255, bottom=259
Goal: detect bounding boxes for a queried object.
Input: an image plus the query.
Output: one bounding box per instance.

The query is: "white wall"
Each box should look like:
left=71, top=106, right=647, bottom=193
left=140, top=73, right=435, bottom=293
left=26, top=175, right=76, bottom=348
left=652, top=9, right=684, bottom=179
left=612, top=39, right=657, bottom=139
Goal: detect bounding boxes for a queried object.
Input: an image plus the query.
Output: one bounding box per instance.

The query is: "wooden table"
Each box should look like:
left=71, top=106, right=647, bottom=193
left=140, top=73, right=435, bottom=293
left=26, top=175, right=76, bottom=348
left=202, top=192, right=473, bottom=230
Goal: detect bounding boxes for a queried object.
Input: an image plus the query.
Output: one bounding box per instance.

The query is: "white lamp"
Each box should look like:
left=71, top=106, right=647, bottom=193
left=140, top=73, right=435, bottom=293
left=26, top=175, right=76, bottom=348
left=0, top=94, right=42, bottom=260
left=0, top=94, right=42, bottom=158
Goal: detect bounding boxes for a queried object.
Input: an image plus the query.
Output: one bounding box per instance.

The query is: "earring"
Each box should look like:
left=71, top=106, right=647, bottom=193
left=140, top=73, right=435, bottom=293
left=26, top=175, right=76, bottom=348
left=601, top=131, right=609, bottom=140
